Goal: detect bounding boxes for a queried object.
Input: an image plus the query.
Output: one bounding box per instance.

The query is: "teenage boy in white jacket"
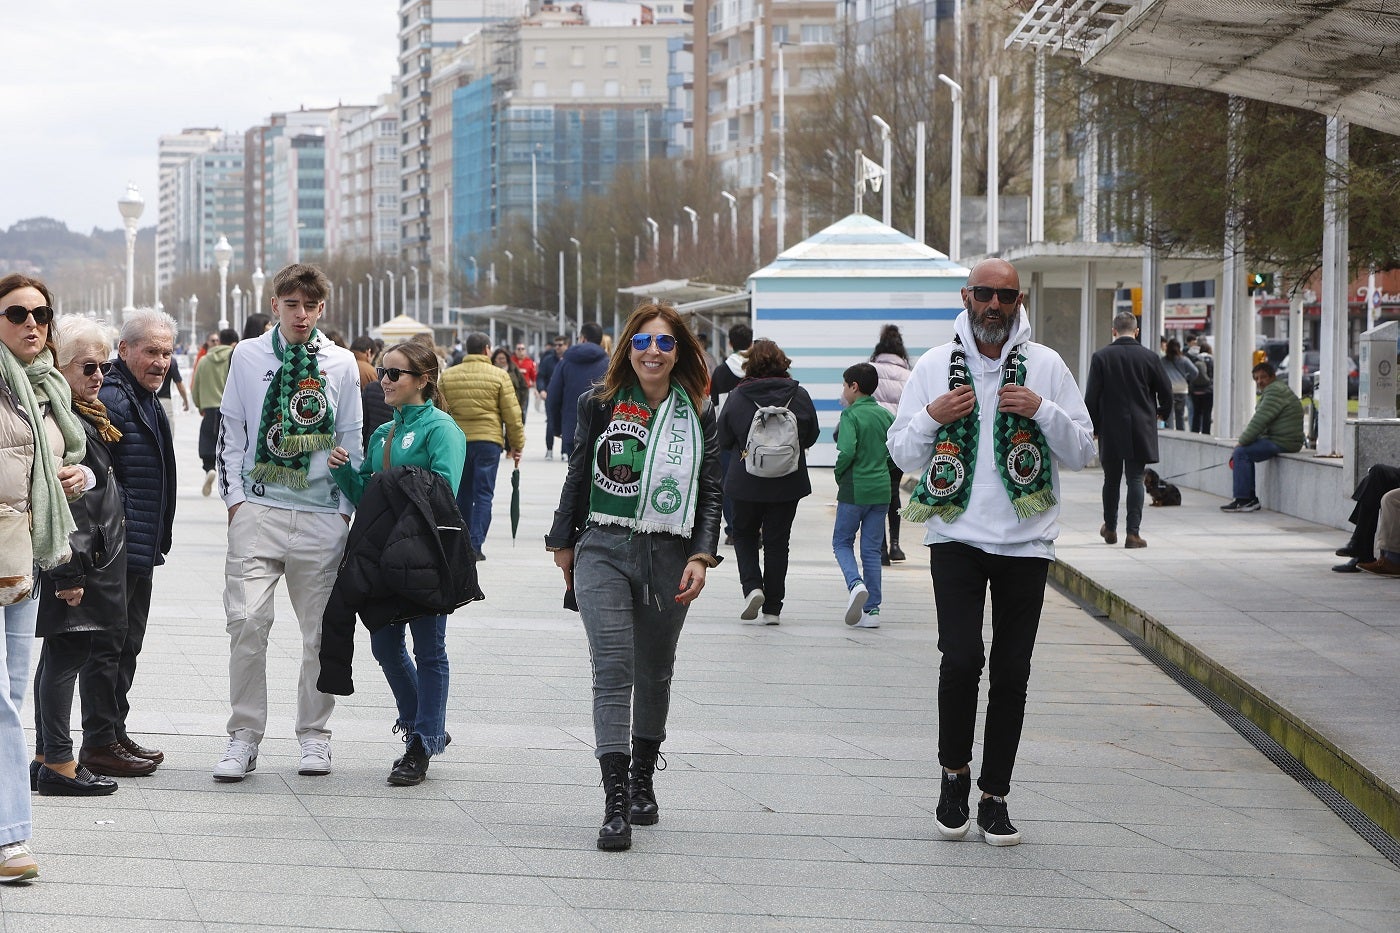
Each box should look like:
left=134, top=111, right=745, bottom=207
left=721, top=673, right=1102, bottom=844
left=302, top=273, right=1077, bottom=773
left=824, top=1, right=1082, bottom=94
left=887, top=258, right=1095, bottom=846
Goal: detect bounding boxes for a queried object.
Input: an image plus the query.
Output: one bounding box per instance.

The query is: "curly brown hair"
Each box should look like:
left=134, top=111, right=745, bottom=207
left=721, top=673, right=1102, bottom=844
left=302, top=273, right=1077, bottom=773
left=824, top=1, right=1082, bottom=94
left=743, top=338, right=792, bottom=379
left=597, top=303, right=710, bottom=408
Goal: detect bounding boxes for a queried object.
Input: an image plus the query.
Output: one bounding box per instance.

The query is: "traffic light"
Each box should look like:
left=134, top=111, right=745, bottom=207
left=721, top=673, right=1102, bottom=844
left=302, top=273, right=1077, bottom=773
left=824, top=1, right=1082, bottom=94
left=1248, top=272, right=1275, bottom=294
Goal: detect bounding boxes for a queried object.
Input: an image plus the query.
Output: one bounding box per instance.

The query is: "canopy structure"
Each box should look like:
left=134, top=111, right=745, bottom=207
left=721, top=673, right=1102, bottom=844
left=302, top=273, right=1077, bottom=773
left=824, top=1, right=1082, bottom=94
left=371, top=314, right=433, bottom=342
left=1006, top=0, right=1400, bottom=133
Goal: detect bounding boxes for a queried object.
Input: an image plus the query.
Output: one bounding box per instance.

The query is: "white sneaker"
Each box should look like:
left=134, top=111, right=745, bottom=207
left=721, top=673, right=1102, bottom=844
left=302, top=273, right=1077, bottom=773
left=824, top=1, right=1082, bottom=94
left=843, top=582, right=869, bottom=626
left=213, top=738, right=258, bottom=782
left=201, top=469, right=216, bottom=497
left=740, top=589, right=764, bottom=621
left=761, top=613, right=781, bottom=625
left=298, top=738, right=332, bottom=776
left=855, top=608, right=881, bottom=629
left=0, top=841, right=38, bottom=883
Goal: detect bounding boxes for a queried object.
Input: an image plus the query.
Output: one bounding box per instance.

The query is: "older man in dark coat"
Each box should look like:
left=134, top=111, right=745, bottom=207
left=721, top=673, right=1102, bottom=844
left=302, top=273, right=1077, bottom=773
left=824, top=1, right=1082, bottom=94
left=1084, top=311, right=1173, bottom=548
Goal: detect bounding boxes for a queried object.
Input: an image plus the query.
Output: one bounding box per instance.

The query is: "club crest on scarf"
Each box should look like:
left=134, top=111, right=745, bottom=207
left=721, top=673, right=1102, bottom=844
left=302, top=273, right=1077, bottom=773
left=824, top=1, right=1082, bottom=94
left=289, top=377, right=329, bottom=427
left=586, top=384, right=701, bottom=538
left=1005, top=429, right=1042, bottom=486
left=927, top=440, right=967, bottom=499
left=594, top=417, right=650, bottom=497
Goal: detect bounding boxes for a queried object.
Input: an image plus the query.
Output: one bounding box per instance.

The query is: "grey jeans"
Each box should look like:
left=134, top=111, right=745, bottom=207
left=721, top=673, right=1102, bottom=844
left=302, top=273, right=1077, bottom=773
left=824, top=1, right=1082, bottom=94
left=574, top=525, right=691, bottom=758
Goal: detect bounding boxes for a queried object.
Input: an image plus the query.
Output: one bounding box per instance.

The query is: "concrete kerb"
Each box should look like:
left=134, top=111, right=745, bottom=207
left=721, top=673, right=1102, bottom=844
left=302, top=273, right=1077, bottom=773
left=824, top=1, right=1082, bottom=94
left=1048, top=559, right=1400, bottom=840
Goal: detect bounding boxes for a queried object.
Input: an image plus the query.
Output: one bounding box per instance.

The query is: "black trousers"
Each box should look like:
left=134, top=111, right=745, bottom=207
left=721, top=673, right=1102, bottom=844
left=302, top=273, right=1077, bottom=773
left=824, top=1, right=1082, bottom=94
left=886, top=464, right=903, bottom=545
left=1348, top=464, right=1400, bottom=561
left=80, top=573, right=152, bottom=747
left=731, top=498, right=800, bottom=617
left=1189, top=391, right=1213, bottom=434
left=198, top=408, right=222, bottom=472
left=33, top=632, right=94, bottom=763
left=929, top=542, right=1049, bottom=797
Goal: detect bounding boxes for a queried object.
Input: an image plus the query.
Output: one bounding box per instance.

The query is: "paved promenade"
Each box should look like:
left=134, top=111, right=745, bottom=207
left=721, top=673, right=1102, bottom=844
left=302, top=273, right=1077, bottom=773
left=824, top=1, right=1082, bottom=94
left=3, top=407, right=1398, bottom=931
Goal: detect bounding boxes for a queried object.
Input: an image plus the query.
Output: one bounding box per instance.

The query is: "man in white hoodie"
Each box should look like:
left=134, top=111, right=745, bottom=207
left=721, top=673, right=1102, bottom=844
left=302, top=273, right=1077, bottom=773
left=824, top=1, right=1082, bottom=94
left=888, top=258, right=1095, bottom=847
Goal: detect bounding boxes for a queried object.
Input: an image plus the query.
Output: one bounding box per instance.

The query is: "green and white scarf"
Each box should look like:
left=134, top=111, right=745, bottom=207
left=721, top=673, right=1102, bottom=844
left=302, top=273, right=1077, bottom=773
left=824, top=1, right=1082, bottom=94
left=0, top=346, right=84, bottom=569
left=251, top=328, right=335, bottom=490
left=588, top=383, right=701, bottom=537
left=901, top=336, right=1055, bottom=524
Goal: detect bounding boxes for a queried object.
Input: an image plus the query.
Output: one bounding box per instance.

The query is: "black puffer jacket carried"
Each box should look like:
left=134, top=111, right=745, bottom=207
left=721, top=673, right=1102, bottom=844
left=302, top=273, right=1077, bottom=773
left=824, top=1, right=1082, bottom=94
left=546, top=388, right=724, bottom=562
left=318, top=465, right=484, bottom=695
left=716, top=376, right=820, bottom=502
left=99, top=360, right=175, bottom=575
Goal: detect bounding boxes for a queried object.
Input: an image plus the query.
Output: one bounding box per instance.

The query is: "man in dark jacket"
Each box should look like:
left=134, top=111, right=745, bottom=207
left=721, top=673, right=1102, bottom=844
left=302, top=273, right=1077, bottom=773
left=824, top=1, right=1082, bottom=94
left=537, top=336, right=566, bottom=458
left=84, top=309, right=180, bottom=778
left=1084, top=311, right=1172, bottom=548
left=546, top=321, right=610, bottom=456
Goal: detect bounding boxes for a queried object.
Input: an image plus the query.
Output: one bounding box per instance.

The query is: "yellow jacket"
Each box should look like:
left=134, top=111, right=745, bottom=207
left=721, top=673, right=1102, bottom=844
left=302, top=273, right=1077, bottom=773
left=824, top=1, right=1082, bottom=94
left=440, top=355, right=525, bottom=449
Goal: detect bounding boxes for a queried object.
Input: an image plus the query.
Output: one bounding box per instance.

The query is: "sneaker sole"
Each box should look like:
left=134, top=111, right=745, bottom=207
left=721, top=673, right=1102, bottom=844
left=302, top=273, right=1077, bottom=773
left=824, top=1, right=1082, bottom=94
left=0, top=868, right=38, bottom=883
left=935, top=818, right=970, bottom=839
left=843, top=589, right=868, bottom=626
left=979, top=826, right=1021, bottom=846
left=213, top=757, right=257, bottom=782
left=298, top=765, right=332, bottom=776
left=740, top=591, right=764, bottom=621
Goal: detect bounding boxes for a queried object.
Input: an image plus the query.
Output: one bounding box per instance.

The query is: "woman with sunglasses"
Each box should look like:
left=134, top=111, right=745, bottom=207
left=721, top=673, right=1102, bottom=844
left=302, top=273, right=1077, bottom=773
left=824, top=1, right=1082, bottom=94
left=327, top=341, right=466, bottom=786
left=547, top=303, right=722, bottom=851
left=31, top=316, right=126, bottom=798
left=0, top=275, right=90, bottom=883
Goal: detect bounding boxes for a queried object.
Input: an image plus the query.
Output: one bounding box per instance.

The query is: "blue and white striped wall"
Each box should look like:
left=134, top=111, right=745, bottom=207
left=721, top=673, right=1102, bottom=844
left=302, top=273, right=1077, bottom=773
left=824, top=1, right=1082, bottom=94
left=748, top=214, right=970, bottom=467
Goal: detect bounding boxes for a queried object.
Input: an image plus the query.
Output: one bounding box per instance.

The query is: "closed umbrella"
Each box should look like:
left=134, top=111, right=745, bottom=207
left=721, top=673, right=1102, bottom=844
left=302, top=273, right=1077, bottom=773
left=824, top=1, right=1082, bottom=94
left=510, top=466, right=521, bottom=544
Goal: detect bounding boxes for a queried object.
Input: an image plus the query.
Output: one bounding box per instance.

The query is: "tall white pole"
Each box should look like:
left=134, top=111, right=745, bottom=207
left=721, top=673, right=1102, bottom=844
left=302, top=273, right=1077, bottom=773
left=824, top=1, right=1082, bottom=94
left=873, top=115, right=891, bottom=227
left=915, top=121, right=926, bottom=245
left=118, top=182, right=144, bottom=314
left=722, top=192, right=737, bottom=254
left=987, top=75, right=999, bottom=255
left=443, top=183, right=451, bottom=325
left=558, top=250, right=566, bottom=337
left=531, top=147, right=539, bottom=245
left=1031, top=51, right=1046, bottom=243
left=939, top=75, right=963, bottom=261
left=570, top=237, right=582, bottom=331
left=1319, top=116, right=1350, bottom=456
left=778, top=44, right=788, bottom=252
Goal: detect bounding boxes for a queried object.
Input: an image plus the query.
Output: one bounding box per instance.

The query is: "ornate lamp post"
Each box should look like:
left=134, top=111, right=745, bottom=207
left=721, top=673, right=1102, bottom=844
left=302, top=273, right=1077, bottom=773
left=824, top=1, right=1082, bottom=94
left=251, top=267, right=266, bottom=332
left=214, top=235, right=233, bottom=330
left=188, top=294, right=199, bottom=349
left=117, top=182, right=144, bottom=315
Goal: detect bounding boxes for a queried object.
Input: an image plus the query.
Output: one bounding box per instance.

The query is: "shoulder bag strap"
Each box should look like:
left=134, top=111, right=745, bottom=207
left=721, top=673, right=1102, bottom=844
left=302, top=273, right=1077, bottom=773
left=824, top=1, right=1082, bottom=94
left=382, top=424, right=396, bottom=472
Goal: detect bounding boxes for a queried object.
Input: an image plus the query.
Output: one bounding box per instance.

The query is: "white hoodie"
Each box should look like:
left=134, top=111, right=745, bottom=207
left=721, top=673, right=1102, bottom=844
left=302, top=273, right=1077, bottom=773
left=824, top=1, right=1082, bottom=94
left=886, top=309, right=1095, bottom=558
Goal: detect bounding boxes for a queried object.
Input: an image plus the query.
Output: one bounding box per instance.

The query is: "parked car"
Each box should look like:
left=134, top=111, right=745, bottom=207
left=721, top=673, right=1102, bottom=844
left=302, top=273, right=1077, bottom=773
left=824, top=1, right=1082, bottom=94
left=1277, top=351, right=1359, bottom=398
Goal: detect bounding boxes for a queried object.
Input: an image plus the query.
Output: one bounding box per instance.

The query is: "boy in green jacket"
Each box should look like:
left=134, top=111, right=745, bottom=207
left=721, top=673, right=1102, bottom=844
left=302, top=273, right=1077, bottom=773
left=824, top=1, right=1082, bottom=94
left=1221, top=361, right=1304, bottom=512
left=834, top=363, right=896, bottom=627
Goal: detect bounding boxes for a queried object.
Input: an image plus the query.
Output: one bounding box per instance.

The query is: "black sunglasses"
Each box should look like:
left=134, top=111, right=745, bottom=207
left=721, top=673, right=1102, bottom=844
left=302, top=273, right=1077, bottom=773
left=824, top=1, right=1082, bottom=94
left=377, top=366, right=423, bottom=382
left=3, top=305, right=54, bottom=326
left=631, top=333, right=677, bottom=353
left=81, top=360, right=115, bottom=377
left=968, top=286, right=1021, bottom=305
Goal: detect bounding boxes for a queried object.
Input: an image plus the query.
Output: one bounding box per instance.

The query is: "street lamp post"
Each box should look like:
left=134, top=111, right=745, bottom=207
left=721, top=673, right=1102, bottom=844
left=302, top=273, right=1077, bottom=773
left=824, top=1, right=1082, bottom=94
left=363, top=272, right=374, bottom=333
left=251, top=267, right=266, bottom=330
left=231, top=285, right=242, bottom=331
left=569, top=237, right=582, bottom=332
left=530, top=143, right=542, bottom=246
left=117, top=182, right=144, bottom=315
left=721, top=191, right=738, bottom=254
left=557, top=250, right=566, bottom=337
left=503, top=250, right=514, bottom=299
left=188, top=295, right=198, bottom=349
left=213, top=235, right=233, bottom=330
left=777, top=43, right=790, bottom=251
left=412, top=266, right=421, bottom=318
left=467, top=256, right=478, bottom=296
left=386, top=270, right=397, bottom=319
left=938, top=74, right=963, bottom=261
left=645, top=217, right=660, bottom=264
left=871, top=114, right=892, bottom=228
left=682, top=206, right=698, bottom=250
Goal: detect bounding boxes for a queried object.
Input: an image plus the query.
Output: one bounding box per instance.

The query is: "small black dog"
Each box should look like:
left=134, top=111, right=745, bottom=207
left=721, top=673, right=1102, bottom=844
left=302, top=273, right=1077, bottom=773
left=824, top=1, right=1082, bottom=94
left=1144, top=468, right=1182, bottom=507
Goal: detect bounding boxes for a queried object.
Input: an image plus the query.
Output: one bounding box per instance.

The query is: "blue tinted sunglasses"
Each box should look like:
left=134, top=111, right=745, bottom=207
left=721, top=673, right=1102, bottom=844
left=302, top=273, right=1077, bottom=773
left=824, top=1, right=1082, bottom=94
left=631, top=333, right=676, bottom=353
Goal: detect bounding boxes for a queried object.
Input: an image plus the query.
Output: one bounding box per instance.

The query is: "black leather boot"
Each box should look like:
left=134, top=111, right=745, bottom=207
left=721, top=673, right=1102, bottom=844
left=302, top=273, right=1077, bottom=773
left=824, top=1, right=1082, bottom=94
left=597, top=752, right=632, bottom=851
left=628, top=738, right=665, bottom=826
left=388, top=737, right=429, bottom=786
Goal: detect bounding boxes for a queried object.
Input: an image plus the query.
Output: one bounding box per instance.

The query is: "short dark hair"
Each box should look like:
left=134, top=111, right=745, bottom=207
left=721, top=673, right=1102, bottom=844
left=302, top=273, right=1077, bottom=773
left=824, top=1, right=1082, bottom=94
left=350, top=335, right=376, bottom=354
left=580, top=321, right=604, bottom=344
left=271, top=263, right=330, bottom=302
left=1252, top=361, right=1275, bottom=377
left=218, top=328, right=240, bottom=346
left=242, top=314, right=271, bottom=341
left=844, top=362, right=878, bottom=396
left=465, top=332, right=490, bottom=355
left=728, top=322, right=753, bottom=352
left=1111, top=311, right=1138, bottom=335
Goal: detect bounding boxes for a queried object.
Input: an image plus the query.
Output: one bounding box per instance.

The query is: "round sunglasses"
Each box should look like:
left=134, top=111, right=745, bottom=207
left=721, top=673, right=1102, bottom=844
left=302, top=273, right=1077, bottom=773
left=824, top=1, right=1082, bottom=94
left=3, top=305, right=54, bottom=326
left=376, top=366, right=423, bottom=382
left=631, top=333, right=676, bottom=353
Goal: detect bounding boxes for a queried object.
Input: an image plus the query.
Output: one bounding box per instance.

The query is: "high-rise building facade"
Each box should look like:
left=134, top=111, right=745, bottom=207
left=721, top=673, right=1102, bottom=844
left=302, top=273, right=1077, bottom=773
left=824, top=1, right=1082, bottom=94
left=333, top=93, right=401, bottom=259
left=171, top=135, right=246, bottom=278
left=157, top=127, right=225, bottom=293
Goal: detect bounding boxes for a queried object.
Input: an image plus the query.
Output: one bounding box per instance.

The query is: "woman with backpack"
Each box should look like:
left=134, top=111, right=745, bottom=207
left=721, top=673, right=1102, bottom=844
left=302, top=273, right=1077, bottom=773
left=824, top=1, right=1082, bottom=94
left=1161, top=338, right=1198, bottom=430
left=1189, top=340, right=1214, bottom=434
left=716, top=339, right=820, bottom=625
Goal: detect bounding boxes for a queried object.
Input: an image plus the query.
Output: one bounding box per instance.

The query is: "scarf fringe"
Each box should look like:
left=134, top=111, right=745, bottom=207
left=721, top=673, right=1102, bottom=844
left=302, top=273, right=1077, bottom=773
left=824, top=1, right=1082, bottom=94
left=587, top=513, right=695, bottom=538
left=1011, top=488, right=1057, bottom=520
left=281, top=433, right=333, bottom=454
left=251, top=462, right=310, bottom=490
left=901, top=500, right=965, bottom=524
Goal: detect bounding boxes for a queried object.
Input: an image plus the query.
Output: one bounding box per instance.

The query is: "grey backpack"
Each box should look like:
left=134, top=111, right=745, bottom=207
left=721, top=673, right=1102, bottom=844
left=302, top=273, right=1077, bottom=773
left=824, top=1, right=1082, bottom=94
left=742, top=390, right=801, bottom=478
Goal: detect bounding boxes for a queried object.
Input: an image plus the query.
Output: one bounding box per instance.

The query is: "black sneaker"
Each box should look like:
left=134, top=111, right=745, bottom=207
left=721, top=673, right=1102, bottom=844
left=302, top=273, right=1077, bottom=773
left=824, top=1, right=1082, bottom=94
left=934, top=770, right=971, bottom=839
left=976, top=796, right=1021, bottom=846
left=1220, top=497, right=1261, bottom=513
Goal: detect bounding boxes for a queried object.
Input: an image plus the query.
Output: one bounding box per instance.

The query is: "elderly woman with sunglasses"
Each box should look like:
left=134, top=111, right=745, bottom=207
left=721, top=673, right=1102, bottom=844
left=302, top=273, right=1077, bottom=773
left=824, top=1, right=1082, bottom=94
left=31, top=316, right=127, bottom=799
left=0, top=275, right=90, bottom=883
left=547, top=303, right=722, bottom=851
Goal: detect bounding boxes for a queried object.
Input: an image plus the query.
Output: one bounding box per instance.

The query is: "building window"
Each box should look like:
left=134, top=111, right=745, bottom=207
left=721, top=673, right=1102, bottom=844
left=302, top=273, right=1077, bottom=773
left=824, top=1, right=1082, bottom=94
left=800, top=24, right=834, bottom=44
left=534, top=46, right=547, bottom=67
left=533, top=80, right=548, bottom=97
left=604, top=79, right=620, bottom=97
left=772, top=25, right=788, bottom=45
left=571, top=80, right=585, bottom=97
left=605, top=45, right=618, bottom=66
left=639, top=79, right=652, bottom=96
left=638, top=45, right=652, bottom=64
left=571, top=46, right=584, bottom=67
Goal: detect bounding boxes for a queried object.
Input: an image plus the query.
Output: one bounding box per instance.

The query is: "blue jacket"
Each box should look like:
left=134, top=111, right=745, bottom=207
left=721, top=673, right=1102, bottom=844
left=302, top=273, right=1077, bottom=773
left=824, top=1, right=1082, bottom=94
left=99, top=360, right=176, bottom=575
left=546, top=341, right=609, bottom=450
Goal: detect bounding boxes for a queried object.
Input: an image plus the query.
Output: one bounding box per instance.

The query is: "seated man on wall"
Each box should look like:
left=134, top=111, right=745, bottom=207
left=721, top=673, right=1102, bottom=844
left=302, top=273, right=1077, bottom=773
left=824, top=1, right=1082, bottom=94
left=1220, top=362, right=1304, bottom=513
left=1358, top=488, right=1400, bottom=577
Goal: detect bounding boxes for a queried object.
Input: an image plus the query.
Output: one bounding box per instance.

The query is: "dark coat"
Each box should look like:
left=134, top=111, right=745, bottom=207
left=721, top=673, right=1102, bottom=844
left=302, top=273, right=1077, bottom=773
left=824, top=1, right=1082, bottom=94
left=361, top=380, right=393, bottom=450
left=1084, top=336, right=1173, bottom=463
left=546, top=389, right=724, bottom=562
left=716, top=376, right=820, bottom=502
left=545, top=341, right=609, bottom=450
left=99, top=360, right=176, bottom=575
left=318, top=465, right=483, bottom=696
left=37, top=414, right=128, bottom=637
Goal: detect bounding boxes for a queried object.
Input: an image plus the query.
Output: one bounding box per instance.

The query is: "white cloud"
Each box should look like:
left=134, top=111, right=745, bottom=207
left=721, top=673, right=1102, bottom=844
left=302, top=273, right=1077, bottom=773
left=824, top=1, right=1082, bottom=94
left=0, top=0, right=397, bottom=233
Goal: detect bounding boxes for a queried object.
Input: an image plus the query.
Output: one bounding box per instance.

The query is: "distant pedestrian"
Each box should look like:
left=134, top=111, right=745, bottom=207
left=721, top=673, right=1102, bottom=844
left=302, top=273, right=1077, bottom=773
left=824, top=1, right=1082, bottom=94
left=870, top=324, right=912, bottom=565
left=440, top=333, right=524, bottom=559
left=546, top=303, right=722, bottom=851
left=190, top=327, right=239, bottom=497
left=214, top=263, right=363, bottom=782
left=1161, top=339, right=1197, bottom=430
left=716, top=338, right=819, bottom=625
left=1220, top=361, right=1303, bottom=513
left=537, top=336, right=566, bottom=454
left=546, top=322, right=609, bottom=457
left=1187, top=339, right=1215, bottom=434
left=513, top=341, right=537, bottom=402
left=888, top=258, right=1095, bottom=846
left=710, top=322, right=755, bottom=546
left=1084, top=311, right=1172, bottom=549
left=155, top=357, right=190, bottom=428
left=832, top=362, right=894, bottom=628
left=492, top=346, right=530, bottom=425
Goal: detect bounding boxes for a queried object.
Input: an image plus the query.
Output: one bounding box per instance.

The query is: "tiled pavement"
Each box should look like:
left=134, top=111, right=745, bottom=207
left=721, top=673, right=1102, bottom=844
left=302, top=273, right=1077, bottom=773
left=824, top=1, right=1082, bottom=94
left=3, top=406, right=1398, bottom=932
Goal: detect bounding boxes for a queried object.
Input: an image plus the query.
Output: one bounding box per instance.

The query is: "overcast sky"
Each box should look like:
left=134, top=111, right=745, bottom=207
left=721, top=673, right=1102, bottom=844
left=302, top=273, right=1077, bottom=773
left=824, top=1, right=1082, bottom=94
left=1, top=1, right=399, bottom=234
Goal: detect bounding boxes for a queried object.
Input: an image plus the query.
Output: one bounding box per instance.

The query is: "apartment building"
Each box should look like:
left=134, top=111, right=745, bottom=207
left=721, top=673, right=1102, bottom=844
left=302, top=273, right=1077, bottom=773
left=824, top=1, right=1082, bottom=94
left=330, top=96, right=400, bottom=259
left=170, top=135, right=246, bottom=279
left=156, top=127, right=224, bottom=293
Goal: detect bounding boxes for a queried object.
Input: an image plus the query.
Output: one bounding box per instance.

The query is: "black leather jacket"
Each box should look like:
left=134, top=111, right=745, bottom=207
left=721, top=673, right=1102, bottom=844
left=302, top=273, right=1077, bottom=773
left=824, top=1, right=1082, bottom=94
left=546, top=388, right=723, bottom=564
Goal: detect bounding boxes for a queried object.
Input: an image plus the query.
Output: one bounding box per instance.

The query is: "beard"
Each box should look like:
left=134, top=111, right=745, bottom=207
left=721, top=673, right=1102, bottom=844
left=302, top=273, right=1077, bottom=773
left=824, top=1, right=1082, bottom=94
left=966, top=299, right=1015, bottom=346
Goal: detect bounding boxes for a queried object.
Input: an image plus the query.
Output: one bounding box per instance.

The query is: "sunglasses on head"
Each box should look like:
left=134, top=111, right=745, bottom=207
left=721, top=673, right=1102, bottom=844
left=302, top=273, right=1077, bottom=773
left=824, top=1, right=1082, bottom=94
left=376, top=366, right=423, bottom=382
left=968, top=286, right=1021, bottom=305
left=631, top=333, right=677, bottom=353
left=3, top=305, right=54, bottom=326
left=81, top=360, right=115, bottom=377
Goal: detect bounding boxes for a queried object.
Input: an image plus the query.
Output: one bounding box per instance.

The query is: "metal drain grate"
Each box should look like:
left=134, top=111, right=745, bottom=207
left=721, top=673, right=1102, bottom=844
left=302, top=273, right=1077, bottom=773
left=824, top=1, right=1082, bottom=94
left=1064, top=591, right=1400, bottom=867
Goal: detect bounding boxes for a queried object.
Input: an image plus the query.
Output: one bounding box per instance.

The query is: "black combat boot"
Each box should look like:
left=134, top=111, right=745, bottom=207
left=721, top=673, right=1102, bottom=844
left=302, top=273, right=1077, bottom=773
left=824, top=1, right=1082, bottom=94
left=628, top=737, right=665, bottom=826
left=597, top=752, right=632, bottom=851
